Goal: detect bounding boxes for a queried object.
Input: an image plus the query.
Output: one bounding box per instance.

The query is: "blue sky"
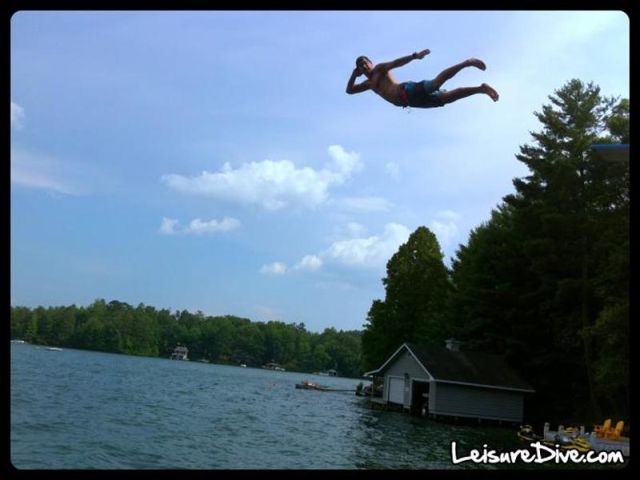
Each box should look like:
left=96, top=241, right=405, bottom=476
left=10, top=11, right=629, bottom=332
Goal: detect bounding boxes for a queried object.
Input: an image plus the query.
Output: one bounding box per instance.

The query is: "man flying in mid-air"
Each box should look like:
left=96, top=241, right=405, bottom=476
left=346, top=49, right=499, bottom=109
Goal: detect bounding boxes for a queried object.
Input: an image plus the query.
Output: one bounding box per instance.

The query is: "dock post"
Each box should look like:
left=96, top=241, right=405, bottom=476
left=543, top=422, right=550, bottom=439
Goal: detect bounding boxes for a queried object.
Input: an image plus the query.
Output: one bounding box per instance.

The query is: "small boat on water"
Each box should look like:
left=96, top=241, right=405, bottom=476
left=11, top=339, right=26, bottom=344
left=46, top=347, right=63, bottom=352
left=314, top=369, right=338, bottom=377
left=517, top=424, right=543, bottom=442
left=262, top=362, right=285, bottom=371
left=295, top=380, right=330, bottom=391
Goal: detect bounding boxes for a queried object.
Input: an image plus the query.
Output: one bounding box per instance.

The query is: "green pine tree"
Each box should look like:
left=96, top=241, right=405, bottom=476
left=362, top=226, right=452, bottom=370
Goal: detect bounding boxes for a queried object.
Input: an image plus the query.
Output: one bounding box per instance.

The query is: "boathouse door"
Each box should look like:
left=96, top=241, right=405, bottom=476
left=410, top=380, right=430, bottom=416
left=387, top=376, right=404, bottom=405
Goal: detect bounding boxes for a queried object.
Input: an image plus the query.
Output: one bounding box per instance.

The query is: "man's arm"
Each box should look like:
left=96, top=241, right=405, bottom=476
left=346, top=68, right=370, bottom=94
left=375, top=49, right=431, bottom=73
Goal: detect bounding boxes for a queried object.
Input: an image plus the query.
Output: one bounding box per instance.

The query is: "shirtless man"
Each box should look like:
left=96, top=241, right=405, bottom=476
left=346, top=49, right=499, bottom=108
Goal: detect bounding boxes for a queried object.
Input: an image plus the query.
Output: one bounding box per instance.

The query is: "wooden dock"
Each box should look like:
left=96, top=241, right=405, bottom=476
left=543, top=425, right=629, bottom=457
left=295, top=381, right=355, bottom=393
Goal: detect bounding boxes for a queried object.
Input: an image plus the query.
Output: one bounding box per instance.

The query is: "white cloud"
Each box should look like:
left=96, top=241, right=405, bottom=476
left=11, top=148, right=79, bottom=195
left=327, top=144, right=363, bottom=178
left=159, top=217, right=180, bottom=235
left=260, top=262, right=288, bottom=275
left=324, top=223, right=412, bottom=269
left=271, top=223, right=412, bottom=274
left=430, top=210, right=462, bottom=248
left=185, top=217, right=240, bottom=234
left=159, top=217, right=240, bottom=235
left=385, top=161, right=400, bottom=181
left=11, top=101, right=25, bottom=130
left=293, top=254, right=323, bottom=272
left=161, top=145, right=363, bottom=210
left=260, top=254, right=322, bottom=276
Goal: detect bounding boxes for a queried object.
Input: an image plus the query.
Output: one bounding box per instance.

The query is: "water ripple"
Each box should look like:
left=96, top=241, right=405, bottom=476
left=12, top=344, right=528, bottom=469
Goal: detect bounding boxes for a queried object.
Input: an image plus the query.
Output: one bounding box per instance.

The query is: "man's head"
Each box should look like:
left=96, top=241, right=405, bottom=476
left=355, top=55, right=374, bottom=75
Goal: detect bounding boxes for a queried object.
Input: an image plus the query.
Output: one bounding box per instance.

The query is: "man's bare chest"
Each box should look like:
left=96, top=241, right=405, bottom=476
left=370, top=73, right=397, bottom=95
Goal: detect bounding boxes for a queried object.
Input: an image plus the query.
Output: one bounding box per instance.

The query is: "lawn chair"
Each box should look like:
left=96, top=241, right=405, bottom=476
left=604, top=420, right=624, bottom=441
left=594, top=418, right=611, bottom=438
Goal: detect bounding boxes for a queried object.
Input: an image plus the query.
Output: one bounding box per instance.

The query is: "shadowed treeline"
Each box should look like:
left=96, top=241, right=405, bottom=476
left=10, top=300, right=364, bottom=378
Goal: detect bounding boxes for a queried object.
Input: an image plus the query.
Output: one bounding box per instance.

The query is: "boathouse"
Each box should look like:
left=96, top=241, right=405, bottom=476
left=364, top=341, right=534, bottom=423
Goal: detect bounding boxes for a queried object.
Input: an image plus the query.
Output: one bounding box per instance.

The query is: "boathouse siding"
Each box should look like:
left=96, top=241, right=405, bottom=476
left=430, top=382, right=524, bottom=422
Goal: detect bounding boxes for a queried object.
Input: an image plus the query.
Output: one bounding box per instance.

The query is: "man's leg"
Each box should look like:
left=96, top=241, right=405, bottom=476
left=432, top=58, right=486, bottom=89
left=439, top=83, right=499, bottom=104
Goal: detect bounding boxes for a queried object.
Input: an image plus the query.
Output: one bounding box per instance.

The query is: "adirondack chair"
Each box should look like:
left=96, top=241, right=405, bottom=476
left=604, top=420, right=624, bottom=440
left=594, top=418, right=612, bottom=438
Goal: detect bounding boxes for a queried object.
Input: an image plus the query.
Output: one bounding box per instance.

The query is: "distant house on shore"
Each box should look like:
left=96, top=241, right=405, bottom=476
left=364, top=340, right=534, bottom=424
left=170, top=345, right=189, bottom=361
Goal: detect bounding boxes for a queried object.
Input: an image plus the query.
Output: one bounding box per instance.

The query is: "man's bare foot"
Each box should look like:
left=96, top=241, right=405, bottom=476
left=467, top=58, right=486, bottom=70
left=481, top=83, right=499, bottom=102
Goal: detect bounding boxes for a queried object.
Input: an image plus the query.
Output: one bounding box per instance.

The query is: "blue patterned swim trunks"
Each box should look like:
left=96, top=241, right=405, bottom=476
left=399, top=80, right=445, bottom=108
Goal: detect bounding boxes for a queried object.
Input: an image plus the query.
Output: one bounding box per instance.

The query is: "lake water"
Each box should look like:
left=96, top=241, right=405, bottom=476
left=10, top=343, right=539, bottom=469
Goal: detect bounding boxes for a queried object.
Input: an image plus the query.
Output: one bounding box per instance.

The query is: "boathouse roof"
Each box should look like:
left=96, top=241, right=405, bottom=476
left=365, top=342, right=534, bottom=393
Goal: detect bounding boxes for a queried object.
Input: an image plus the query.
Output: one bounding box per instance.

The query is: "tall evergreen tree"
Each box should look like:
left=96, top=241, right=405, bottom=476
left=452, top=79, right=628, bottom=422
left=450, top=204, right=540, bottom=364
left=507, top=80, right=627, bottom=421
left=362, top=226, right=452, bottom=370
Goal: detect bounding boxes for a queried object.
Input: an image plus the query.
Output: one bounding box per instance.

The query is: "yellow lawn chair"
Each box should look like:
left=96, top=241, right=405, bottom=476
left=604, top=420, right=624, bottom=441
left=594, top=418, right=611, bottom=438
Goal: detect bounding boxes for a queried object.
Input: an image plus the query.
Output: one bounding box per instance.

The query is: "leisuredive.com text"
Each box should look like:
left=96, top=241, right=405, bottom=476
left=450, top=441, right=625, bottom=465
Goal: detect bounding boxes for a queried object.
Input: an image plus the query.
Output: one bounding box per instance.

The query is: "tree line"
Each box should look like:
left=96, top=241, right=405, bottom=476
left=10, top=299, right=364, bottom=378
left=361, top=79, right=629, bottom=425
